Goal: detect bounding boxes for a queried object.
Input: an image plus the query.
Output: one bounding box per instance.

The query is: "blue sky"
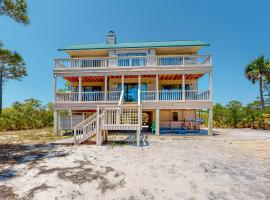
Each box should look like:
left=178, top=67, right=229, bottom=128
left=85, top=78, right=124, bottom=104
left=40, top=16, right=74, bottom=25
left=1, top=0, right=270, bottom=107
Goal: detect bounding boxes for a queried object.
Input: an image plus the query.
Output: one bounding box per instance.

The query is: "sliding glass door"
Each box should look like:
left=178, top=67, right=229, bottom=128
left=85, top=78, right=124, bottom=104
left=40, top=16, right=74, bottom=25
left=118, top=83, right=147, bottom=102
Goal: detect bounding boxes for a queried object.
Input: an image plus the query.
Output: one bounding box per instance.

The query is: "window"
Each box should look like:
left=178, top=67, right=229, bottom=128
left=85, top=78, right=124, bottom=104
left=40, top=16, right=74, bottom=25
left=161, top=84, right=181, bottom=91
left=159, top=57, right=183, bottom=66
left=173, top=112, right=178, bottom=122
left=117, top=52, right=146, bottom=67
left=117, top=53, right=146, bottom=57
left=161, top=84, right=190, bottom=91
left=83, top=86, right=101, bottom=92
left=117, top=83, right=147, bottom=102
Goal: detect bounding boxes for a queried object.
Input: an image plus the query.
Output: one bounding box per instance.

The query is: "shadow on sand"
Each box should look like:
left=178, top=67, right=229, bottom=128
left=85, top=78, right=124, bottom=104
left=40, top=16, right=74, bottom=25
left=0, top=144, right=69, bottom=182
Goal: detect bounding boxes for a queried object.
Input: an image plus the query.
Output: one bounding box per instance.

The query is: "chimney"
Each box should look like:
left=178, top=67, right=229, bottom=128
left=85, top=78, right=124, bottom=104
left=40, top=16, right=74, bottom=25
left=107, top=31, right=116, bottom=44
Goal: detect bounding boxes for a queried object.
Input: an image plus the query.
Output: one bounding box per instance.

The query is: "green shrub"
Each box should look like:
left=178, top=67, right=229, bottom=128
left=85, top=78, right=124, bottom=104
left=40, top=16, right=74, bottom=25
left=0, top=99, right=53, bottom=131
left=202, top=100, right=269, bottom=129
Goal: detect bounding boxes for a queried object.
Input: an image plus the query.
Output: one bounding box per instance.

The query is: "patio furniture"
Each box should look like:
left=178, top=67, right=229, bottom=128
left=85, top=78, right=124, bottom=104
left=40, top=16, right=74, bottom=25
left=151, top=122, right=156, bottom=133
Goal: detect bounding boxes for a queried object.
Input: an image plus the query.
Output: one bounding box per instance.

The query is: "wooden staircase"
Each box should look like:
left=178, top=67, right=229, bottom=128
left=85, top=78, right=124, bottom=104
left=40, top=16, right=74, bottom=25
left=73, top=90, right=142, bottom=146
left=73, top=112, right=97, bottom=145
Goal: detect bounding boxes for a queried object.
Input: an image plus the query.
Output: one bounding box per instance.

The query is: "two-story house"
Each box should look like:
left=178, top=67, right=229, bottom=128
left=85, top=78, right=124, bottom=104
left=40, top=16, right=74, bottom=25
left=53, top=31, right=213, bottom=146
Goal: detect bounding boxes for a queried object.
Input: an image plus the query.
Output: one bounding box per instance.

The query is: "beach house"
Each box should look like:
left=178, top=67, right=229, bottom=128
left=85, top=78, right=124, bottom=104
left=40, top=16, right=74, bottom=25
left=53, top=31, right=213, bottom=145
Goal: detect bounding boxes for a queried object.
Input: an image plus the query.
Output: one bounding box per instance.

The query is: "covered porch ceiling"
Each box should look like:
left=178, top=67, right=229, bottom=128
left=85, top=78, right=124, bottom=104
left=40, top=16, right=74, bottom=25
left=64, top=74, right=204, bottom=82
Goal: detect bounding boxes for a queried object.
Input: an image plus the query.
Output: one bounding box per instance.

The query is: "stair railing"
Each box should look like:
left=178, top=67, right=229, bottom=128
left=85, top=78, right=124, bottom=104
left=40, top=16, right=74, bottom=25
left=73, top=113, right=97, bottom=145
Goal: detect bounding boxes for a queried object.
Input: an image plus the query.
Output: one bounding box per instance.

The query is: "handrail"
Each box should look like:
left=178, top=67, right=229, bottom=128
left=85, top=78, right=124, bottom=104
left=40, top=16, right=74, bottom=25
left=118, top=90, right=124, bottom=106
left=57, top=90, right=211, bottom=103
left=54, top=55, right=211, bottom=69
left=73, top=113, right=97, bottom=129
left=138, top=88, right=141, bottom=106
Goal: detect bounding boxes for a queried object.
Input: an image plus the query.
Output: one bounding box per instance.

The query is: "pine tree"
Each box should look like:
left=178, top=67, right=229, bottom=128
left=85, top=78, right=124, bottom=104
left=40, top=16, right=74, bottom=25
left=0, top=0, right=29, bottom=113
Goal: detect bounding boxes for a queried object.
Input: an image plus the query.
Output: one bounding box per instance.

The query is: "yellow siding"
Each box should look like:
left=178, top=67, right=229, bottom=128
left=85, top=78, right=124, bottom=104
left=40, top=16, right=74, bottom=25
left=107, top=78, right=197, bottom=91
left=70, top=78, right=198, bottom=91
left=152, top=109, right=196, bottom=123
left=71, top=82, right=105, bottom=90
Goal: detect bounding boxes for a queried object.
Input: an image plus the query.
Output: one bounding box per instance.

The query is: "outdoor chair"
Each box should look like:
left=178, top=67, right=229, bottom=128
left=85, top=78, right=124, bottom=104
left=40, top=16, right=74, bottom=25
left=151, top=122, right=156, bottom=133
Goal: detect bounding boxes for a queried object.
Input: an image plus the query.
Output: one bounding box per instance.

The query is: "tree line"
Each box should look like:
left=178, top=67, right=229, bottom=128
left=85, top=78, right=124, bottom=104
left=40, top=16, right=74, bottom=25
left=0, top=98, right=269, bottom=132
left=0, top=98, right=53, bottom=131
left=202, top=100, right=270, bottom=129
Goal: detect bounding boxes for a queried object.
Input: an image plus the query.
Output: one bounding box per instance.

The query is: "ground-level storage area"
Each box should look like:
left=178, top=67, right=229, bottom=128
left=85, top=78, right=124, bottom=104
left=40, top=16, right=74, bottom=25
left=58, top=109, right=204, bottom=135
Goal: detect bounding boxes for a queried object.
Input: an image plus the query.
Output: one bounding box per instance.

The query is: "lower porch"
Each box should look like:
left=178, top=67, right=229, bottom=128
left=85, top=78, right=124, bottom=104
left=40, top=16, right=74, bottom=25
left=55, top=108, right=212, bottom=136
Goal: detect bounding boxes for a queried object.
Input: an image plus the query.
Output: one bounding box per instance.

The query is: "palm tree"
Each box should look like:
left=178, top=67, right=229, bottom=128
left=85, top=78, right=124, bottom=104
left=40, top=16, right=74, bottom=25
left=245, top=56, right=270, bottom=112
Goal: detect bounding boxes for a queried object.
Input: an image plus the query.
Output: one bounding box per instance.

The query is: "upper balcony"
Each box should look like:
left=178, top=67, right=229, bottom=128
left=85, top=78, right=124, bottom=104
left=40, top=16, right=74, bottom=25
left=54, top=55, right=212, bottom=71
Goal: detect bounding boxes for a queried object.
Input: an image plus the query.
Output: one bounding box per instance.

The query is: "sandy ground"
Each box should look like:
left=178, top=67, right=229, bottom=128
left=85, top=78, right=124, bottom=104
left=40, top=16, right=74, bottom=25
left=0, top=128, right=69, bottom=145
left=0, top=128, right=270, bottom=200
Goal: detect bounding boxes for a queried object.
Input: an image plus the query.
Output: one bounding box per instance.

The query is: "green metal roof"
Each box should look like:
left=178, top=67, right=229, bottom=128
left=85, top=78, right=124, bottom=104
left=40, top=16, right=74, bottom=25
left=58, top=40, right=209, bottom=51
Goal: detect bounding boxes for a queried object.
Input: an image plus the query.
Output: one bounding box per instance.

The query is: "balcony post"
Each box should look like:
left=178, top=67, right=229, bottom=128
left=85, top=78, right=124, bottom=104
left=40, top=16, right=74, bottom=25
left=104, top=76, right=108, bottom=101
left=54, top=110, right=60, bottom=136
left=155, top=109, right=160, bottom=136
left=137, top=106, right=141, bottom=146
left=182, top=74, right=186, bottom=101
left=96, top=106, right=101, bottom=145
left=54, top=75, right=57, bottom=102
left=138, top=75, right=142, bottom=138
left=209, top=72, right=212, bottom=101
left=138, top=75, right=141, bottom=101
left=78, top=77, right=82, bottom=102
left=156, top=74, right=159, bottom=101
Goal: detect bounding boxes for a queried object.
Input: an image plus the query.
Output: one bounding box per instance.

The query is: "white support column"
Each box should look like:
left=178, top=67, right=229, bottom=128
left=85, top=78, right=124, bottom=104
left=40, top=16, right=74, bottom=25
left=121, top=75, right=124, bottom=91
left=155, top=109, right=160, bottom=136
left=138, top=75, right=141, bottom=101
left=156, top=74, right=159, bottom=101
left=209, top=72, right=212, bottom=101
left=182, top=74, right=186, bottom=101
left=104, top=76, right=108, bottom=101
left=54, top=110, right=59, bottom=136
left=96, top=107, right=101, bottom=145
left=78, top=76, right=82, bottom=102
left=208, top=109, right=213, bottom=136
left=54, top=76, right=56, bottom=102
left=70, top=111, right=73, bottom=130
left=137, top=106, right=141, bottom=147
left=137, top=75, right=142, bottom=146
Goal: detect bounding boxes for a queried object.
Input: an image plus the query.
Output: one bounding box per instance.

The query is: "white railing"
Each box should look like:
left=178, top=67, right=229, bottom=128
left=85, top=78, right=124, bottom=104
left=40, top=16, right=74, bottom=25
left=156, top=55, right=211, bottom=66
left=56, top=92, right=104, bottom=102
left=118, top=90, right=124, bottom=105
left=100, top=105, right=139, bottom=130
left=117, top=57, right=146, bottom=67
left=81, top=92, right=104, bottom=102
left=54, top=55, right=211, bottom=69
left=73, top=104, right=140, bottom=145
left=141, top=91, right=156, bottom=101
left=56, top=90, right=210, bottom=102
left=185, top=90, right=210, bottom=100
left=55, top=58, right=108, bottom=68
left=159, top=90, right=183, bottom=101
left=56, top=92, right=79, bottom=102
left=107, top=91, right=121, bottom=101
left=56, top=91, right=120, bottom=102
left=73, top=113, right=97, bottom=145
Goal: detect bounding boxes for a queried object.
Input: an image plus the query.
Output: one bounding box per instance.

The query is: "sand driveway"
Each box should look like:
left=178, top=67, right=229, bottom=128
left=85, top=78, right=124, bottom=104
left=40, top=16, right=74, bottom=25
left=0, top=128, right=270, bottom=200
